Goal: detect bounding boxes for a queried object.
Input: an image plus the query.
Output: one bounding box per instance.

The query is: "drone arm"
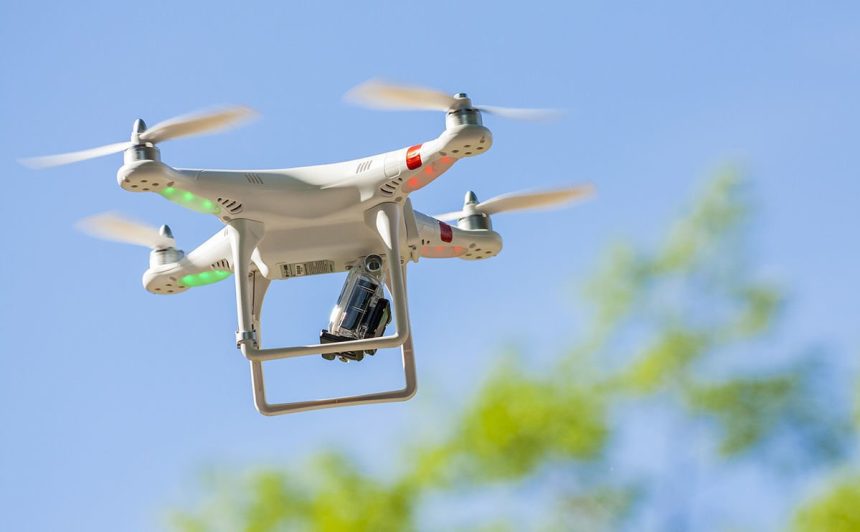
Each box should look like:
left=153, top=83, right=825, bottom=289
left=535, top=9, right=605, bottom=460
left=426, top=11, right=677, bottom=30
left=143, top=228, right=238, bottom=294
left=412, top=211, right=503, bottom=260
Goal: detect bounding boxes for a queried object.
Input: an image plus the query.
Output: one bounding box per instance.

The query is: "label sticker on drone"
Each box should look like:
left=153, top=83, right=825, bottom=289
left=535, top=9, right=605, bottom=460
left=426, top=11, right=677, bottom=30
left=280, top=260, right=335, bottom=278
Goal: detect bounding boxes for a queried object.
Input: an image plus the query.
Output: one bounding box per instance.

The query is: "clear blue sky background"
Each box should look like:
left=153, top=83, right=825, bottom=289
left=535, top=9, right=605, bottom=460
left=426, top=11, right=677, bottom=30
left=1, top=2, right=858, bottom=530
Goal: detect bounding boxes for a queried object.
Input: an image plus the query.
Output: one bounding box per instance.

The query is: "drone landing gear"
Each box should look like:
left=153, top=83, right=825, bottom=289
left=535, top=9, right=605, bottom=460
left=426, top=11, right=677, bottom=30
left=227, top=202, right=416, bottom=416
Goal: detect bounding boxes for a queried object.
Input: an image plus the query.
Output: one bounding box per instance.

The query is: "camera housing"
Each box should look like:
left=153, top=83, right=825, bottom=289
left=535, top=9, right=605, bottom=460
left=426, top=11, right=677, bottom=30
left=320, top=255, right=392, bottom=362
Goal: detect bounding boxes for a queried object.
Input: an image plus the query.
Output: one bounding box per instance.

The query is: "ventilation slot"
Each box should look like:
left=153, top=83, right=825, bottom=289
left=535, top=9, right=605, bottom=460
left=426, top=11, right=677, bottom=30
left=355, top=160, right=373, bottom=174
left=211, top=259, right=231, bottom=271
left=217, top=198, right=244, bottom=214
left=245, top=173, right=264, bottom=185
left=378, top=175, right=405, bottom=196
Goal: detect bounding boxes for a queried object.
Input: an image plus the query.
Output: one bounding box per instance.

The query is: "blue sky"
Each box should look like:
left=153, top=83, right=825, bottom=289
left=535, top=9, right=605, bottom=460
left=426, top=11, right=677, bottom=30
left=1, top=2, right=858, bottom=530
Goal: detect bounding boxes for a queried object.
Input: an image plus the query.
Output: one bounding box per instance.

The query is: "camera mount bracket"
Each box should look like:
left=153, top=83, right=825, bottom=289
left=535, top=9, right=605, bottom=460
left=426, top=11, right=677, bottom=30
left=227, top=202, right=417, bottom=415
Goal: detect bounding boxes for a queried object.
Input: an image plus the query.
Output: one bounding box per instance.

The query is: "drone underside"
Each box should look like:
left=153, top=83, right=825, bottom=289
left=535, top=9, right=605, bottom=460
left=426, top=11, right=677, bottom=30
left=26, top=80, right=593, bottom=416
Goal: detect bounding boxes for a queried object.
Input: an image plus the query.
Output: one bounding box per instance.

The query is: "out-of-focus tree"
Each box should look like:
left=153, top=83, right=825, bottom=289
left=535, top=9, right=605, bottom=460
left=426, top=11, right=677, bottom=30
left=792, top=476, right=860, bottom=532
left=171, top=173, right=857, bottom=531
left=790, top=375, right=860, bottom=531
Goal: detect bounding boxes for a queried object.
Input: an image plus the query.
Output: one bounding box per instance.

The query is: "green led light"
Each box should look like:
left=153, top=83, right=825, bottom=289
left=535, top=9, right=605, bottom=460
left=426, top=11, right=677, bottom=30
left=159, top=186, right=221, bottom=215
left=180, top=269, right=232, bottom=287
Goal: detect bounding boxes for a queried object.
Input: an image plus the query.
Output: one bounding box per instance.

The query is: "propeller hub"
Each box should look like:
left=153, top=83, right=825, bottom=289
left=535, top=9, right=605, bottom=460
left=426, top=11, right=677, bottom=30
left=457, top=192, right=491, bottom=230
left=445, top=107, right=483, bottom=129
left=122, top=143, right=161, bottom=166
left=149, top=247, right=184, bottom=267
left=449, top=92, right=475, bottom=111
left=131, top=118, right=147, bottom=144
left=457, top=211, right=491, bottom=231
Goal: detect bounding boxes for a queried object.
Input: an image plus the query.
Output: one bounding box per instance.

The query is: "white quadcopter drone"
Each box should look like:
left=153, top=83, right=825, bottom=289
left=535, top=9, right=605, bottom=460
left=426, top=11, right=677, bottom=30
left=25, top=80, right=593, bottom=416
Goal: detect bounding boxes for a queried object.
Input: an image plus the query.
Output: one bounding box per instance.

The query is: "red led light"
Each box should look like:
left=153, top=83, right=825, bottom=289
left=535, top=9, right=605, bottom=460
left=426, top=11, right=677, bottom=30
left=435, top=245, right=446, bottom=253
left=423, top=165, right=434, bottom=175
left=439, top=222, right=453, bottom=243
left=407, top=177, right=420, bottom=188
left=453, top=245, right=465, bottom=254
left=406, top=144, right=423, bottom=169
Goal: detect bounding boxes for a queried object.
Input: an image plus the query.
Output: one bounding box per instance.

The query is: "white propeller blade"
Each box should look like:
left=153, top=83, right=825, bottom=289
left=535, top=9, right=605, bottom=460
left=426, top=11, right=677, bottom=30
left=139, top=105, right=257, bottom=144
left=478, top=105, right=563, bottom=122
left=20, top=141, right=134, bottom=169
left=345, top=79, right=456, bottom=111
left=76, top=212, right=175, bottom=249
left=21, top=105, right=256, bottom=169
left=435, top=184, right=595, bottom=221
left=344, top=80, right=560, bottom=121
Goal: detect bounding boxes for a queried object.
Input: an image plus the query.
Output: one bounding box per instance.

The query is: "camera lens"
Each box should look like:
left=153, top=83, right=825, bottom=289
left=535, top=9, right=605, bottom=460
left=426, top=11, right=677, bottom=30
left=365, top=255, right=382, bottom=272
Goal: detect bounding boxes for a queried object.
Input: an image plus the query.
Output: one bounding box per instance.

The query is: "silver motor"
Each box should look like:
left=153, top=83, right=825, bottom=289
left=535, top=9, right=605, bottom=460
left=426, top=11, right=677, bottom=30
left=320, top=255, right=391, bottom=362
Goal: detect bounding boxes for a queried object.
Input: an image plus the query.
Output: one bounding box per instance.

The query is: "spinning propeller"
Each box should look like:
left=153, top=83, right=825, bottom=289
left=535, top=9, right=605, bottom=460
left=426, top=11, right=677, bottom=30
left=434, top=184, right=595, bottom=222
left=77, top=212, right=176, bottom=250
left=345, top=80, right=561, bottom=121
left=21, top=106, right=256, bottom=169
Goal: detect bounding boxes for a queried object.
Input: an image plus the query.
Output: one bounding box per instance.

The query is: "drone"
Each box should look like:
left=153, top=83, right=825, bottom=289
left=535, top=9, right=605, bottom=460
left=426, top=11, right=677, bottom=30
left=24, top=80, right=593, bottom=416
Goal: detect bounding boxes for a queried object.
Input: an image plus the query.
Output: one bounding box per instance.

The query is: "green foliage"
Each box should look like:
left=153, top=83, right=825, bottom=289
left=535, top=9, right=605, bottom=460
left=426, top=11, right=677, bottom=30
left=730, top=285, right=782, bottom=338
left=173, top=455, right=416, bottom=532
left=171, top=172, right=856, bottom=530
left=793, top=478, right=860, bottom=532
left=243, top=471, right=308, bottom=532
left=452, top=363, right=607, bottom=479
left=302, top=454, right=414, bottom=532
left=621, top=329, right=707, bottom=393
left=583, top=243, right=643, bottom=333
left=685, top=374, right=797, bottom=455
left=656, top=168, right=747, bottom=275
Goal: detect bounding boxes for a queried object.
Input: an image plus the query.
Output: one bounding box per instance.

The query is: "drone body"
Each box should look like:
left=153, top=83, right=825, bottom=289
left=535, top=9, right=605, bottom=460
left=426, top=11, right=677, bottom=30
left=133, top=107, right=500, bottom=296
left=27, top=81, right=592, bottom=416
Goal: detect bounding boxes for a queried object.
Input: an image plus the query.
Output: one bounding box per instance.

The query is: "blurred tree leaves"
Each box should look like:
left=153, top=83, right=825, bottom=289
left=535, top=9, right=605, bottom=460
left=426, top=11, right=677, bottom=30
left=451, top=362, right=608, bottom=480
left=685, top=374, right=796, bottom=455
left=620, top=328, right=706, bottom=393
left=173, top=454, right=417, bottom=532
left=793, top=477, right=860, bottom=532
left=171, top=172, right=857, bottom=530
left=790, top=373, right=860, bottom=530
